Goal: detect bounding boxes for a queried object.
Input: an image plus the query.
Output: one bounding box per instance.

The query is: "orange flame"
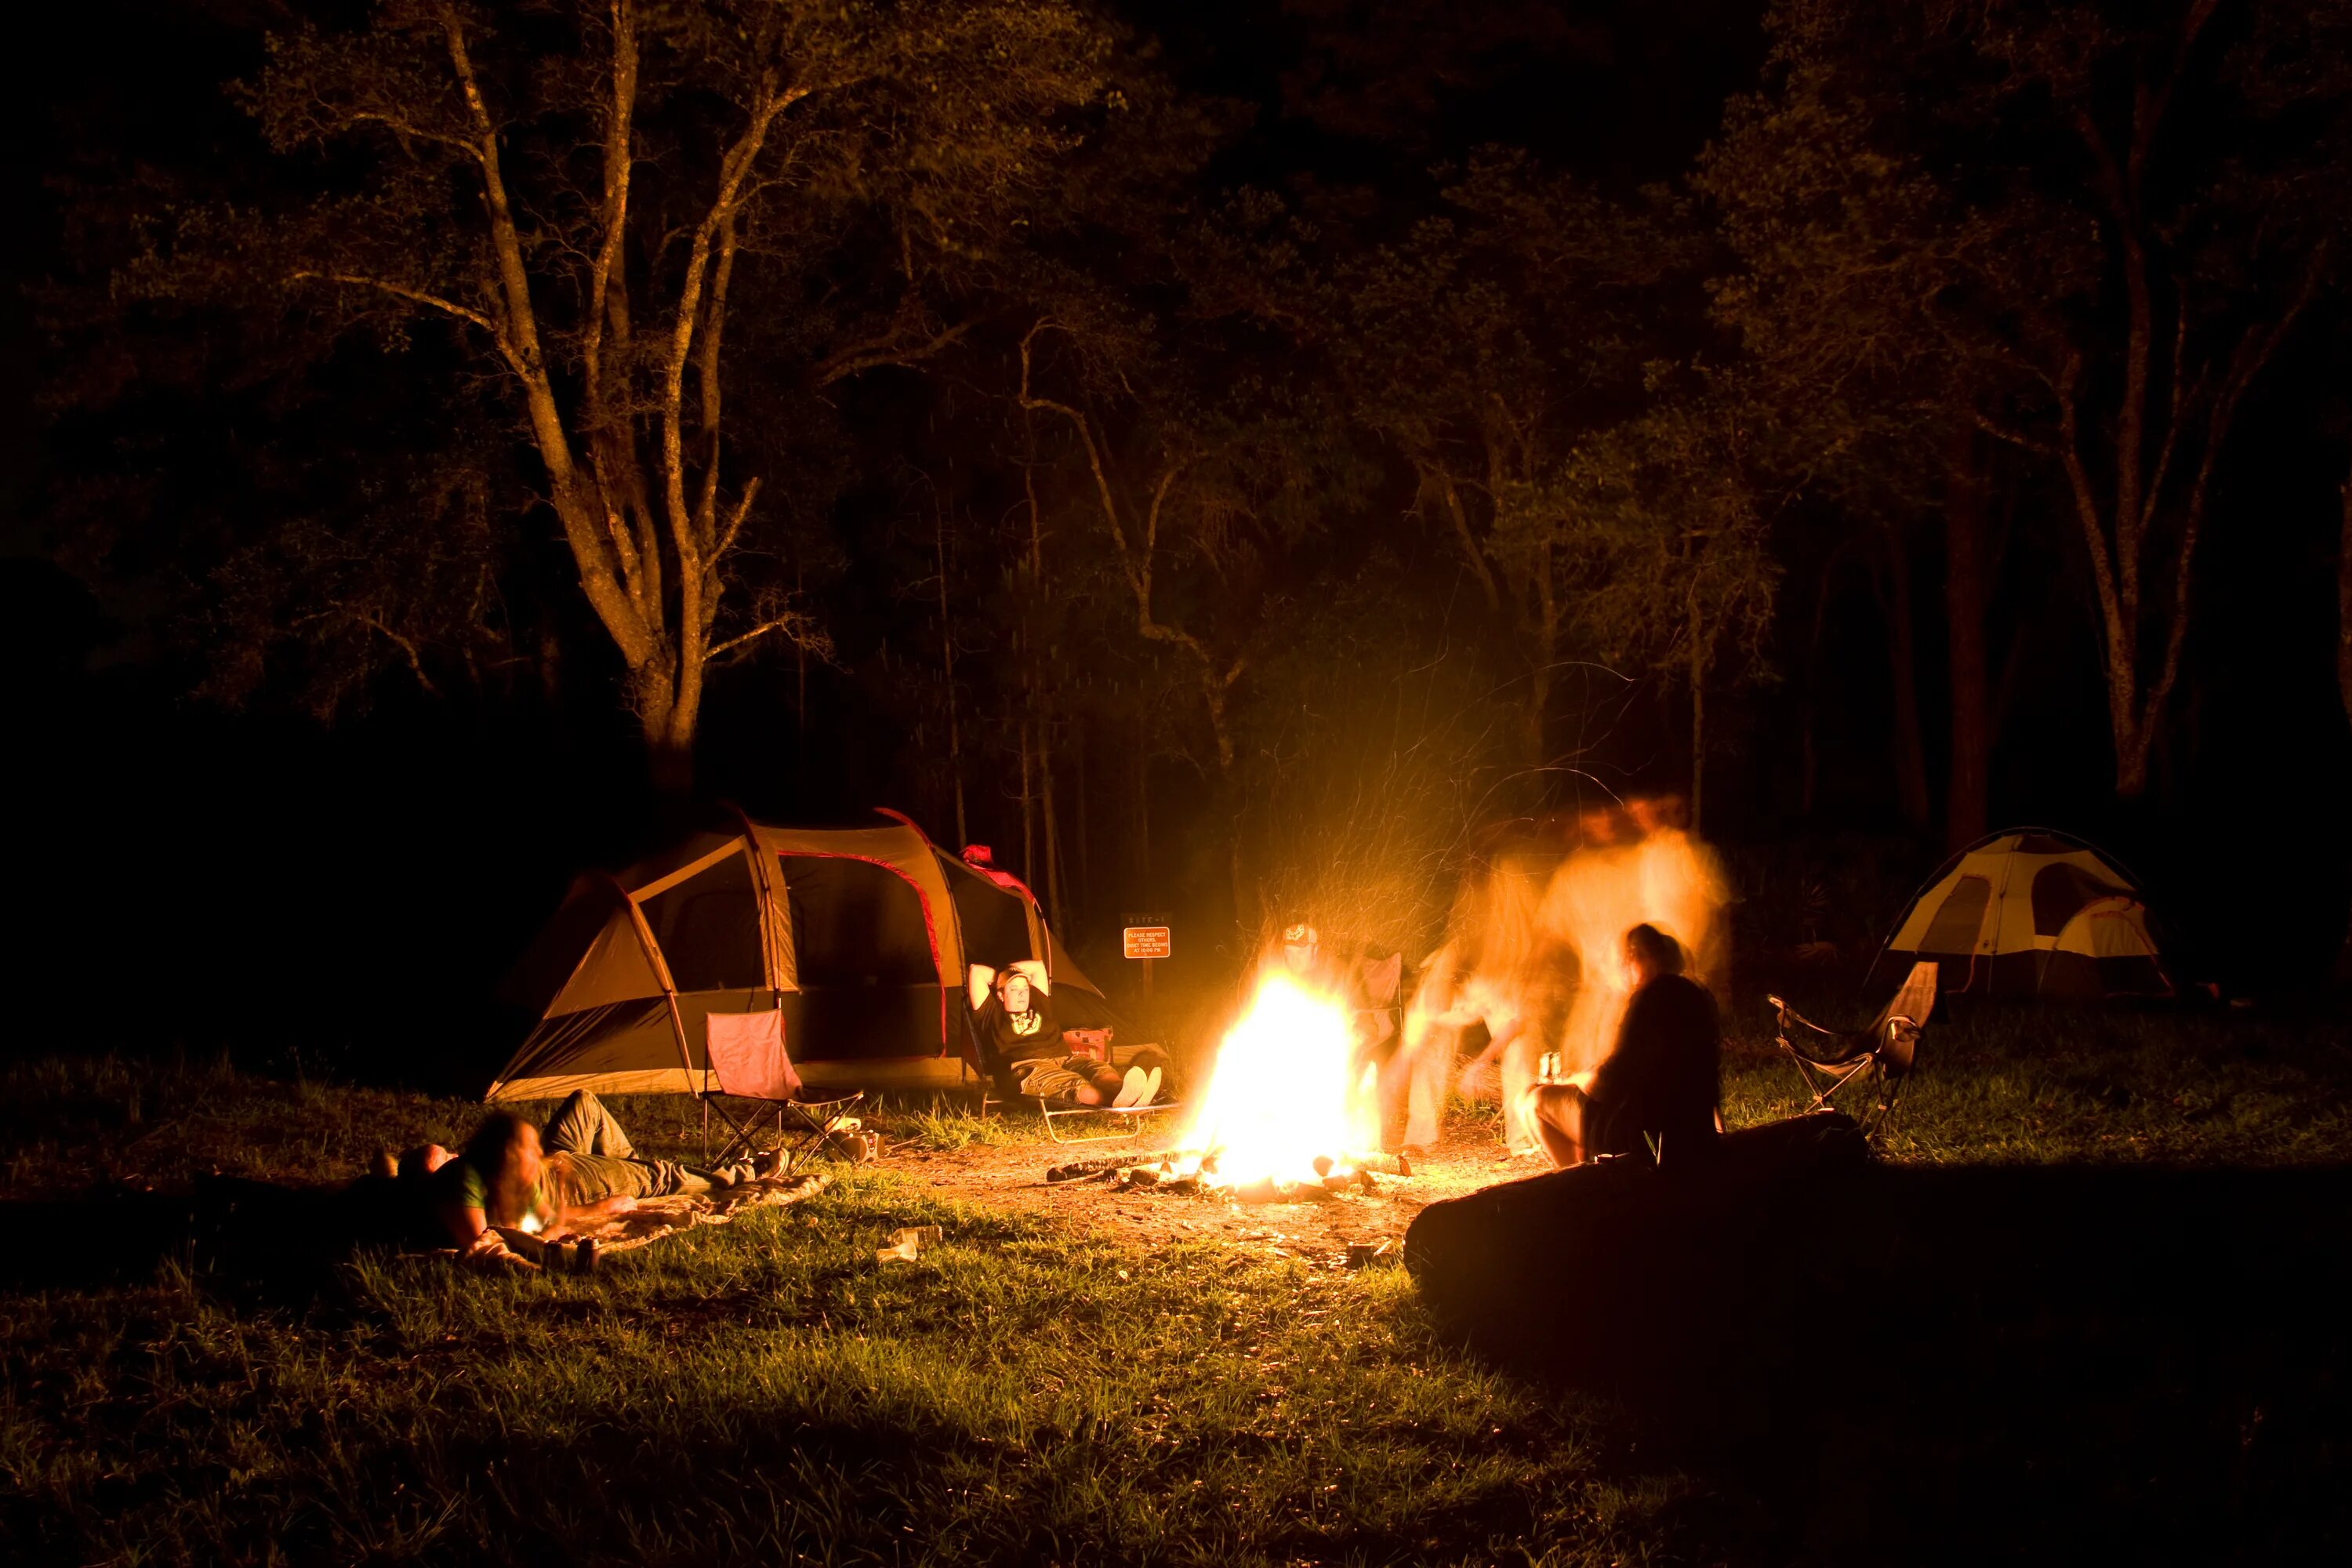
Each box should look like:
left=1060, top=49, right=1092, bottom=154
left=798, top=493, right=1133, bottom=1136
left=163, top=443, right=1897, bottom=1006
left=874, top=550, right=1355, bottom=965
left=1183, top=971, right=1374, bottom=1185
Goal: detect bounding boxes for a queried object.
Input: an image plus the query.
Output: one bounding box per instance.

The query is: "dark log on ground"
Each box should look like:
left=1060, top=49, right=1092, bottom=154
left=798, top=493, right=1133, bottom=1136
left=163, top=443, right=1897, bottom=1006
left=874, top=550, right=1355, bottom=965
left=1404, top=1112, right=2352, bottom=1560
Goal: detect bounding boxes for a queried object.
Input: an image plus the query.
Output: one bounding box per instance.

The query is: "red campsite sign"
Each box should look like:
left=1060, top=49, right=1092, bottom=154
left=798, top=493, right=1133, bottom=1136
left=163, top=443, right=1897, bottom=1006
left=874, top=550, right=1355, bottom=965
left=1122, top=926, right=1172, bottom=960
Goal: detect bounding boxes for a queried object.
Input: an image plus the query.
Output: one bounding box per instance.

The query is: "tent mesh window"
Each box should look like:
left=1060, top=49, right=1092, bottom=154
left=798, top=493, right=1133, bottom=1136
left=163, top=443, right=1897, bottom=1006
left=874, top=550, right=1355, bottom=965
left=642, top=855, right=764, bottom=992
left=780, top=856, right=938, bottom=985
left=944, top=862, right=1035, bottom=972
left=1919, top=874, right=1993, bottom=955
left=2028, top=862, right=2128, bottom=937
left=781, top=855, right=945, bottom=1061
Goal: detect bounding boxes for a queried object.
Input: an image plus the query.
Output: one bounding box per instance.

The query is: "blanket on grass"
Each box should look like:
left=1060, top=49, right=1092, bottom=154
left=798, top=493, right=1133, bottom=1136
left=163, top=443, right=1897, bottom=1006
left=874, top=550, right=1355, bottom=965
left=451, top=1171, right=833, bottom=1269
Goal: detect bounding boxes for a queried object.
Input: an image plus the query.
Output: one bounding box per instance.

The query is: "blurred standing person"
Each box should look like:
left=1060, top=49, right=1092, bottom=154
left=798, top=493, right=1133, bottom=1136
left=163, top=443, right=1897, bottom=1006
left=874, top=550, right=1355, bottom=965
left=1541, top=803, right=1646, bottom=1073
left=1407, top=849, right=1562, bottom=1155
left=1628, top=794, right=1730, bottom=997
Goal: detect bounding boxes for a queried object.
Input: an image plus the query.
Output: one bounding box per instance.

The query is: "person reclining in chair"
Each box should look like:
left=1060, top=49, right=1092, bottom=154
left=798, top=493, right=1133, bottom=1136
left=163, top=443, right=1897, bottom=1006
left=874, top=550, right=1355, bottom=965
left=1521, top=924, right=1722, bottom=1169
left=425, top=1091, right=770, bottom=1261
left=968, top=960, right=1161, bottom=1108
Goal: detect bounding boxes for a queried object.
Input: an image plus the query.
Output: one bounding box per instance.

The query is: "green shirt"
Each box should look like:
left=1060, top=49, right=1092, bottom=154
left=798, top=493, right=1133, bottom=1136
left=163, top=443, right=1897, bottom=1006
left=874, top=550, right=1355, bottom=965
left=433, top=1158, right=550, bottom=1227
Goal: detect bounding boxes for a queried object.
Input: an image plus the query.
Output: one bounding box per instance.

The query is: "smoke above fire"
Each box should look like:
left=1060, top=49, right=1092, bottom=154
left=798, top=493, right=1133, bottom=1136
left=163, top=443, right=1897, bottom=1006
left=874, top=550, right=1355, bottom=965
left=1403, top=797, right=1730, bottom=1154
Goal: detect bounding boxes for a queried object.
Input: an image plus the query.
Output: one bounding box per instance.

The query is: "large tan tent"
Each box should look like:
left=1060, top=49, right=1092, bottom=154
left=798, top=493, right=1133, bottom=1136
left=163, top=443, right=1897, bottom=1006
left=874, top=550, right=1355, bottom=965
left=489, top=809, right=1115, bottom=1102
left=1867, top=828, right=2175, bottom=1000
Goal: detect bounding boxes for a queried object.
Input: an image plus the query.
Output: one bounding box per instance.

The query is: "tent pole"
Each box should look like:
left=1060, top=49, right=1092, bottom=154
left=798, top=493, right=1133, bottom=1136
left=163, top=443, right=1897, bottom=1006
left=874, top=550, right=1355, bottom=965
left=720, top=800, right=789, bottom=999
left=720, top=803, right=793, bottom=1098
left=599, top=871, right=699, bottom=1092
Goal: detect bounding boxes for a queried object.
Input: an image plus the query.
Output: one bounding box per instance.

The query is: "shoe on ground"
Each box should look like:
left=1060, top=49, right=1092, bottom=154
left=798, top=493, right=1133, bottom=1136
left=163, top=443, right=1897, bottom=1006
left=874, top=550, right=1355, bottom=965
left=1113, top=1066, right=1149, bottom=1108
left=752, top=1150, right=787, bottom=1180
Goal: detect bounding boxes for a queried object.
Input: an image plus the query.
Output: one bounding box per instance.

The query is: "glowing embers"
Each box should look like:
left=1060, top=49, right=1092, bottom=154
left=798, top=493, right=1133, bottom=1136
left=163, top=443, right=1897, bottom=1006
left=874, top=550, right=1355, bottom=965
left=1181, top=970, right=1380, bottom=1192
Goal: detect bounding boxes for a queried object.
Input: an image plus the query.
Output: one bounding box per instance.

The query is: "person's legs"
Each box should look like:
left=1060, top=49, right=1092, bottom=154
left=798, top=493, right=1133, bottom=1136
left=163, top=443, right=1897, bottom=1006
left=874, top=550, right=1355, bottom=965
left=540, top=1091, right=637, bottom=1159
left=1073, top=1062, right=1126, bottom=1106
left=1521, top=1083, right=1591, bottom=1169
left=1401, top=1022, right=1455, bottom=1150
left=1500, top=1029, right=1544, bottom=1154
left=1015, top=1061, right=1083, bottom=1102
left=546, top=1150, right=712, bottom=1205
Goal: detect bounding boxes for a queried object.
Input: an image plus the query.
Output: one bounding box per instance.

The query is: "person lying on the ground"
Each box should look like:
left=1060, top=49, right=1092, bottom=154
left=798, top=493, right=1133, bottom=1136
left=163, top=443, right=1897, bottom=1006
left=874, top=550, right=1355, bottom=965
left=1520, top=924, right=1722, bottom=1170
left=369, top=1142, right=454, bottom=1181
left=426, top=1092, right=770, bottom=1261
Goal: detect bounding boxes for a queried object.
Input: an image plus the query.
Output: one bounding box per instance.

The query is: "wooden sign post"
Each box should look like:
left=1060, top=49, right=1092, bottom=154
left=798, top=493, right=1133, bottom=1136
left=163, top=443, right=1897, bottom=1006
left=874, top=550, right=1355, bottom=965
left=1121, top=913, right=1172, bottom=1002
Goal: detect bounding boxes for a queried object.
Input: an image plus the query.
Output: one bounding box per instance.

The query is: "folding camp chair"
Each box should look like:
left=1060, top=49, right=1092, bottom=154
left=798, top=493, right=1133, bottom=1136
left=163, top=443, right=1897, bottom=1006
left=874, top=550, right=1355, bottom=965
left=699, top=1009, right=865, bottom=1171
left=1027, top=1065, right=1184, bottom=1145
left=1767, top=960, right=1936, bottom=1135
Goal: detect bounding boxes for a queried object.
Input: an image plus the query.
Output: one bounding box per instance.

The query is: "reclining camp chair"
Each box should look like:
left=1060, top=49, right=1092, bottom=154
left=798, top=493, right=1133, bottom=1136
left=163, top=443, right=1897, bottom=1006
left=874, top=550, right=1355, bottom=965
left=965, top=960, right=1181, bottom=1145
left=1766, top=960, right=1936, bottom=1135
left=699, top=1009, right=865, bottom=1171
left=1026, top=1064, right=1183, bottom=1145
left=1011, top=1022, right=1183, bottom=1146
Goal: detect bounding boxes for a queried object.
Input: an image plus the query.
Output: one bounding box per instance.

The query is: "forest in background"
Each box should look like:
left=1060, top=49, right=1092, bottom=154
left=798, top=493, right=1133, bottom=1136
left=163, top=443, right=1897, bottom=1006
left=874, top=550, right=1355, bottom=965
left=6, top=0, right=2351, bottom=1083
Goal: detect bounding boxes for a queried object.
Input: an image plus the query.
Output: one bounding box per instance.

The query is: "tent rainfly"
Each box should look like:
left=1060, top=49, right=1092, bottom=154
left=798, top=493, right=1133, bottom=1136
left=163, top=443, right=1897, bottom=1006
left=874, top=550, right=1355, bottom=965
left=490, top=809, right=1115, bottom=1102
left=1867, top=828, right=2175, bottom=1000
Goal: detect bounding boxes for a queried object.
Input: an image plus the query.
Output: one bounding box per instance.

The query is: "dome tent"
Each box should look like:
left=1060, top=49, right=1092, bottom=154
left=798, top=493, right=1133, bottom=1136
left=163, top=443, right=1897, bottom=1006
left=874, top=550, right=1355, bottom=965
left=1867, top=828, right=2175, bottom=1000
left=489, top=808, right=1116, bottom=1102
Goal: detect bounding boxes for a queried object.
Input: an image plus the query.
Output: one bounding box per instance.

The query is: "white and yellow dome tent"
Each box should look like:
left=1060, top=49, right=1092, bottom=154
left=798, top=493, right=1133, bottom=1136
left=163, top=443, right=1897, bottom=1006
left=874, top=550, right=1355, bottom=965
left=1867, top=828, right=2175, bottom=1000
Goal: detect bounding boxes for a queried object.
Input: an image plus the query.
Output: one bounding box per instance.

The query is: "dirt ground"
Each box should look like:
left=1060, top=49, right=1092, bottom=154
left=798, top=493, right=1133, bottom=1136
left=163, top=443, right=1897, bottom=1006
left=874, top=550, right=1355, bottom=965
left=882, top=1122, right=1539, bottom=1265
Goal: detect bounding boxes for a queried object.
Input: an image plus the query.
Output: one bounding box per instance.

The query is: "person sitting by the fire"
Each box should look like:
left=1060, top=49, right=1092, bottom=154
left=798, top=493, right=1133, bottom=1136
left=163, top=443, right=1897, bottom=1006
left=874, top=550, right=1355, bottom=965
left=1261, top=921, right=1357, bottom=998
left=426, top=1091, right=765, bottom=1258
left=1519, top=923, right=1721, bottom=1169
left=970, top=960, right=1160, bottom=1107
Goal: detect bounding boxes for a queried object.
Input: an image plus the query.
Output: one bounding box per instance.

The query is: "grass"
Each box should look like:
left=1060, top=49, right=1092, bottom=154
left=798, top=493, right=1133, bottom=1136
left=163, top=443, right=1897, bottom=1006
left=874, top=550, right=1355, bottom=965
left=4, top=998, right=2350, bottom=1565
left=3, top=1176, right=1680, bottom=1566
left=1723, top=1000, right=2352, bottom=1166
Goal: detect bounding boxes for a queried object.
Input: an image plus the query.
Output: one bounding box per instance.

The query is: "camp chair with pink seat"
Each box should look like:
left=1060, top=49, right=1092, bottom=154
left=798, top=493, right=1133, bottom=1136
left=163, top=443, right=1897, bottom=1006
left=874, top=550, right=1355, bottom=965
left=1766, top=960, right=1936, bottom=1136
left=699, top=1008, right=865, bottom=1171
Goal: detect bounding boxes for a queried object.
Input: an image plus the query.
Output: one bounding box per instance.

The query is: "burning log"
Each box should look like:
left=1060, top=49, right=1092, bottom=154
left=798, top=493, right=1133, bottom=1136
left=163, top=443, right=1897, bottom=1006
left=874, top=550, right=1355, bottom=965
left=1045, top=1154, right=1145, bottom=1183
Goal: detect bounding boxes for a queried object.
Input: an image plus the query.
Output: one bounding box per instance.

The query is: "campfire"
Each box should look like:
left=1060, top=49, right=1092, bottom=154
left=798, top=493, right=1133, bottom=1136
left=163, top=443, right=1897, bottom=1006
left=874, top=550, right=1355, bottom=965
left=1049, top=970, right=1411, bottom=1203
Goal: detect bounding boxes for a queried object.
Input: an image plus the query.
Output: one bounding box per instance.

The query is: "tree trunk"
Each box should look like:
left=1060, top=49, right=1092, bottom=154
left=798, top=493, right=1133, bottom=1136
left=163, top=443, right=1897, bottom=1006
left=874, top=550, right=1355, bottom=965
left=937, top=503, right=967, bottom=846
left=1798, top=546, right=1848, bottom=819
left=1876, top=526, right=1932, bottom=830
left=1041, top=717, right=1065, bottom=931
left=2339, top=452, right=2352, bottom=735
left=1688, top=593, right=1707, bottom=833
left=1073, top=732, right=1091, bottom=923
left=1134, top=698, right=1151, bottom=909
left=2338, top=453, right=2352, bottom=987
left=1229, top=825, right=1254, bottom=943
left=634, top=657, right=697, bottom=798
left=1944, top=421, right=1991, bottom=850
left=1528, top=551, right=1559, bottom=799
left=1019, top=706, right=1036, bottom=887
left=793, top=555, right=808, bottom=806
